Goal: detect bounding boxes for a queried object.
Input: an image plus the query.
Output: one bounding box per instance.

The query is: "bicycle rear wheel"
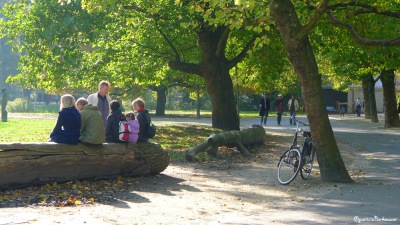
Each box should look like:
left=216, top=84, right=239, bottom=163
left=277, top=147, right=302, bottom=185
left=300, top=145, right=315, bottom=180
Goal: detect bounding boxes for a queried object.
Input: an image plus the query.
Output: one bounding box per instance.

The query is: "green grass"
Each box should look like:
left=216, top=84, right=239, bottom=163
left=0, top=116, right=220, bottom=162
left=0, top=119, right=54, bottom=142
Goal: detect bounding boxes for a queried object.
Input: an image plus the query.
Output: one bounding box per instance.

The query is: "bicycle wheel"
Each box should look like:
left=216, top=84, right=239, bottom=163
left=300, top=145, right=315, bottom=180
left=277, top=147, right=302, bottom=185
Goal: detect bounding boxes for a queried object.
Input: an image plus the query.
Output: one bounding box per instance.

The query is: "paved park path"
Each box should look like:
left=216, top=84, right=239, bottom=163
left=153, top=114, right=400, bottom=224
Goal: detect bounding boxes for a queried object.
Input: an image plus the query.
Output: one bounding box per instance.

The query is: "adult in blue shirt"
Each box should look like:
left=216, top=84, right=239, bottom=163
left=50, top=94, right=81, bottom=144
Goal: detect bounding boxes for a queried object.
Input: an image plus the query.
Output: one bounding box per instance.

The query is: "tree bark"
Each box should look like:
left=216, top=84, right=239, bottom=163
left=168, top=26, right=246, bottom=131
left=380, top=70, right=400, bottom=128
left=362, top=79, right=371, bottom=119
left=186, top=125, right=266, bottom=162
left=0, top=142, right=170, bottom=190
left=155, top=85, right=167, bottom=116
left=270, top=0, right=352, bottom=183
left=364, top=75, right=379, bottom=122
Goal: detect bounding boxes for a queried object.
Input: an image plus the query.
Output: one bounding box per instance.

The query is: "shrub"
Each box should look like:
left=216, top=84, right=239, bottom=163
left=6, top=98, right=32, bottom=112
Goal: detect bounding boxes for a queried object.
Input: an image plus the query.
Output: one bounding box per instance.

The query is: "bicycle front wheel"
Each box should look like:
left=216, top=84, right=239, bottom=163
left=300, top=145, right=315, bottom=180
left=277, top=147, right=302, bottom=185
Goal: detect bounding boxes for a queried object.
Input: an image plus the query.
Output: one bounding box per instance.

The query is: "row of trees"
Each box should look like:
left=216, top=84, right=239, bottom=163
left=1, top=0, right=399, bottom=183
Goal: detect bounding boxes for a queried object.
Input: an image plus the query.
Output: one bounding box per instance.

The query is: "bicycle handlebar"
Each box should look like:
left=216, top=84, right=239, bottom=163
left=295, top=119, right=308, bottom=126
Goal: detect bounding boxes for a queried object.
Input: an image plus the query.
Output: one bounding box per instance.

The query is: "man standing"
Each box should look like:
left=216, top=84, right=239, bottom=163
left=259, top=93, right=270, bottom=126
left=287, top=95, right=299, bottom=125
left=356, top=97, right=362, bottom=117
left=87, top=81, right=112, bottom=129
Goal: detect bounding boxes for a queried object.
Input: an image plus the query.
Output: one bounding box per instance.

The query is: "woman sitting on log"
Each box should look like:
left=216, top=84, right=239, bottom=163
left=49, top=94, right=81, bottom=145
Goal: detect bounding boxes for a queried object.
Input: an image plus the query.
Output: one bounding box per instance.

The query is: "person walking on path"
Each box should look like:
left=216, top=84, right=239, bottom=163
left=49, top=94, right=81, bottom=145
left=87, top=81, right=112, bottom=129
left=275, top=94, right=284, bottom=126
left=76, top=97, right=105, bottom=144
left=259, top=93, right=270, bottom=126
left=356, top=97, right=362, bottom=117
left=398, top=101, right=400, bottom=114
left=287, top=95, right=299, bottom=125
left=340, top=106, right=346, bottom=117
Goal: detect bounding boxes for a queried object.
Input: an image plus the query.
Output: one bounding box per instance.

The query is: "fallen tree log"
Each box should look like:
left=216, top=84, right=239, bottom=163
left=0, top=142, right=170, bottom=190
left=186, top=125, right=267, bottom=162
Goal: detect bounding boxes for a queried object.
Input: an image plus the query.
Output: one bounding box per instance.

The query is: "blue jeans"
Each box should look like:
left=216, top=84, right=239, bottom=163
left=290, top=111, right=297, bottom=125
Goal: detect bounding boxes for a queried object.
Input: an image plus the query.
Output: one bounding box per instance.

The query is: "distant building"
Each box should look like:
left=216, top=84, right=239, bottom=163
left=348, top=80, right=384, bottom=113
left=321, top=86, right=347, bottom=111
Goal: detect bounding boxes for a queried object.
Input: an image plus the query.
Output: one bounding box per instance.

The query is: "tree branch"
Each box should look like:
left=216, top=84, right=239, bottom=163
left=326, top=9, right=400, bottom=46
left=328, top=2, right=400, bottom=19
left=168, top=60, right=202, bottom=77
left=154, top=20, right=180, bottom=61
left=216, top=27, right=230, bottom=57
left=300, top=0, right=330, bottom=38
left=227, top=35, right=257, bottom=69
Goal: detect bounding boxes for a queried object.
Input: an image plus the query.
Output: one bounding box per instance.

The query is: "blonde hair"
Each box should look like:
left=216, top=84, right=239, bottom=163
left=132, top=98, right=145, bottom=108
left=60, top=94, right=76, bottom=110
left=76, top=97, right=88, bottom=107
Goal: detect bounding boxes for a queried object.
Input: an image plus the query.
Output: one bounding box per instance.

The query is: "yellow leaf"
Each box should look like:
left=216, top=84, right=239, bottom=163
left=74, top=200, right=82, bottom=205
left=38, top=194, right=46, bottom=199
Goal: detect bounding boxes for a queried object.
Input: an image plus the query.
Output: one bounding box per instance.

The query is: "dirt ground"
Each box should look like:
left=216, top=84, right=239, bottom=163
left=0, top=115, right=398, bottom=225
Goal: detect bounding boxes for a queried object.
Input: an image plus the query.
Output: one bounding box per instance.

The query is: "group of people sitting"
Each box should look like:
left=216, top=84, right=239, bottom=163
left=49, top=81, right=151, bottom=145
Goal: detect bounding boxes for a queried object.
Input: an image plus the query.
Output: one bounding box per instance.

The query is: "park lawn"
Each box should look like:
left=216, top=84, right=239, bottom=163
left=0, top=119, right=54, bottom=142
left=0, top=116, right=221, bottom=161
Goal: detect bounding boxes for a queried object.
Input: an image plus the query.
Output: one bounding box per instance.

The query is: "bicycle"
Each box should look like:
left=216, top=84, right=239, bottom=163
left=277, top=119, right=316, bottom=185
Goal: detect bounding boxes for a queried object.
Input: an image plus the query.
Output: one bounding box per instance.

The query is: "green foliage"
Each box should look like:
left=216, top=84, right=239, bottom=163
left=5, top=98, right=32, bottom=112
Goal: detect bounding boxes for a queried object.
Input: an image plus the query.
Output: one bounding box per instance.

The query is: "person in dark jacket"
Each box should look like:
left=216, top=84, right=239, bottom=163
left=132, top=98, right=151, bottom=142
left=105, top=100, right=126, bottom=143
left=275, top=94, right=284, bottom=126
left=259, top=93, right=270, bottom=126
left=49, top=94, right=81, bottom=144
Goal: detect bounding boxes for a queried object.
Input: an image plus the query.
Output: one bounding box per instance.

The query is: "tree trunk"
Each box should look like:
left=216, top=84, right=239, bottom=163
left=365, top=75, right=379, bottom=122
left=380, top=70, right=400, bottom=128
left=0, top=142, right=170, bottom=190
left=362, top=79, right=371, bottom=119
left=186, top=125, right=266, bottom=162
left=196, top=83, right=201, bottom=119
left=155, top=85, right=167, bottom=116
left=168, top=26, right=241, bottom=131
left=197, top=28, right=240, bottom=131
left=270, top=0, right=352, bottom=183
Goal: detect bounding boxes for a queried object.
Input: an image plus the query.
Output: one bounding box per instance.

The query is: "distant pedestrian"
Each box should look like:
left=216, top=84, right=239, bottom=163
left=275, top=94, right=284, bottom=126
left=287, top=95, right=299, bottom=125
left=398, top=101, right=400, bottom=114
left=259, top=93, right=270, bottom=126
left=356, top=98, right=362, bottom=117
left=340, top=106, right=345, bottom=117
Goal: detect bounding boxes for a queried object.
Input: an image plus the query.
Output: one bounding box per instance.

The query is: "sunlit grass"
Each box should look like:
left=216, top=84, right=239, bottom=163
left=0, top=119, right=54, bottom=142
left=0, top=116, right=221, bottom=162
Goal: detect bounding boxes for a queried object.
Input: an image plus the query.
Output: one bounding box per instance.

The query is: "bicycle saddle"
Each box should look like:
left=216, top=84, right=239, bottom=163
left=303, top=131, right=311, bottom=137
